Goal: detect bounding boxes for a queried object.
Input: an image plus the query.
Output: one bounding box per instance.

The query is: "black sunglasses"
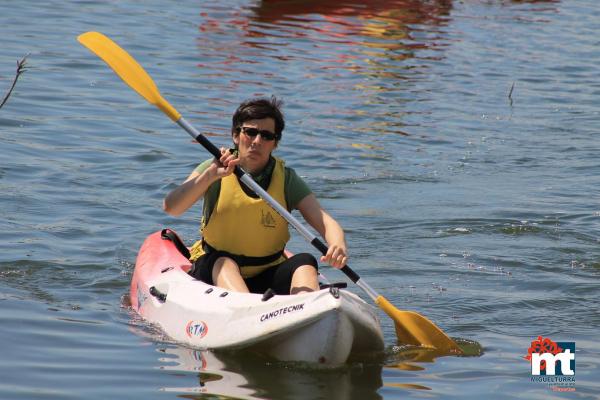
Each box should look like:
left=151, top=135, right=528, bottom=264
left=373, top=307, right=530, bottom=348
left=239, top=126, right=280, bottom=141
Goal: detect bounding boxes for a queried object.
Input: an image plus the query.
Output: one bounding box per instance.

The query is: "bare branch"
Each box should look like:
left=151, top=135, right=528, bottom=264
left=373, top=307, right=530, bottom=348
left=0, top=54, right=29, bottom=109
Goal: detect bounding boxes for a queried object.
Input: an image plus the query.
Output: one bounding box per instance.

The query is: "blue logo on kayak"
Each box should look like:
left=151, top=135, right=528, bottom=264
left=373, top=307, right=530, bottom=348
left=136, top=283, right=147, bottom=310
left=186, top=320, right=208, bottom=339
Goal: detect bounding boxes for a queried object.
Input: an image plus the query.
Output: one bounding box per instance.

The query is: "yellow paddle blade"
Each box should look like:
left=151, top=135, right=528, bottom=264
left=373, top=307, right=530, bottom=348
left=77, top=31, right=181, bottom=122
left=376, top=295, right=463, bottom=354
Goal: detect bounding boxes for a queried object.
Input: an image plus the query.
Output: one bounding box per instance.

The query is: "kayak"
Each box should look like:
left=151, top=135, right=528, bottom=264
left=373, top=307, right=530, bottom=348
left=130, top=230, right=385, bottom=365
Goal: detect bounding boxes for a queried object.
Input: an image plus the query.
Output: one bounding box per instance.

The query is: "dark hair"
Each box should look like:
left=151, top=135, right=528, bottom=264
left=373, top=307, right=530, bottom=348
left=232, top=96, right=285, bottom=140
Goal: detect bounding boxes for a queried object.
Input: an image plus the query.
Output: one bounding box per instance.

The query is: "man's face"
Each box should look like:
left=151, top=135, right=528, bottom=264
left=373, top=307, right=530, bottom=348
left=233, top=117, right=278, bottom=174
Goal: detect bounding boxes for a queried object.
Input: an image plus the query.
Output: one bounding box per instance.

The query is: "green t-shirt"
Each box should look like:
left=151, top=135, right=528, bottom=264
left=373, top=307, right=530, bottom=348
left=194, top=157, right=312, bottom=225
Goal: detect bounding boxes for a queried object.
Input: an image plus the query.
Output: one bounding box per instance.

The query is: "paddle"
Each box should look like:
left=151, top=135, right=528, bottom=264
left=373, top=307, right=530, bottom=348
left=77, top=31, right=462, bottom=354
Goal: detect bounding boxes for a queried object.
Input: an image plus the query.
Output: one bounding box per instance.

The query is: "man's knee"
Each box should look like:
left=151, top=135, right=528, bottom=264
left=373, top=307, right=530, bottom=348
left=290, top=264, right=319, bottom=294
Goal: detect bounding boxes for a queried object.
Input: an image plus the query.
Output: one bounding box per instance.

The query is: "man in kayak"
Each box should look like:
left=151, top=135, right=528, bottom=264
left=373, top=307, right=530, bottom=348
left=163, top=96, right=347, bottom=295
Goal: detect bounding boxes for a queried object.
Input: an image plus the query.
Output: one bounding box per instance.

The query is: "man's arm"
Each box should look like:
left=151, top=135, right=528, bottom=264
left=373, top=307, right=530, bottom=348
left=163, top=149, right=239, bottom=216
left=296, top=194, right=348, bottom=269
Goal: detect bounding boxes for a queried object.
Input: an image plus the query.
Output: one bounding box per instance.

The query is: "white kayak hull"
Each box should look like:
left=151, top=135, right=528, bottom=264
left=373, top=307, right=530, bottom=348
left=130, top=230, right=384, bottom=364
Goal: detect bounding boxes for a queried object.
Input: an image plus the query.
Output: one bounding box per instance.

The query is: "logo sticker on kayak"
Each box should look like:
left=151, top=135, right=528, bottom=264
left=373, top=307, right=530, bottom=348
left=186, top=320, right=209, bottom=339
left=260, top=303, right=305, bottom=322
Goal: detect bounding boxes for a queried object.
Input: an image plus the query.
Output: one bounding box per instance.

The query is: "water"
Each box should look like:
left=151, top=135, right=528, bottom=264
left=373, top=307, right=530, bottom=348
left=1, top=0, right=599, bottom=398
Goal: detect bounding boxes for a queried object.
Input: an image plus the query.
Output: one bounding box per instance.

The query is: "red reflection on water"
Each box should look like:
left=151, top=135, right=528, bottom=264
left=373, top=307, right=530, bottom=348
left=250, top=0, right=453, bottom=51
left=191, top=0, right=455, bottom=86
left=252, top=0, right=453, bottom=25
left=195, top=1, right=453, bottom=49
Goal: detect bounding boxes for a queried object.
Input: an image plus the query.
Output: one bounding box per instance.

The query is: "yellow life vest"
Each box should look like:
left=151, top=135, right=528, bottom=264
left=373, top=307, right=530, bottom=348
left=189, top=157, right=290, bottom=278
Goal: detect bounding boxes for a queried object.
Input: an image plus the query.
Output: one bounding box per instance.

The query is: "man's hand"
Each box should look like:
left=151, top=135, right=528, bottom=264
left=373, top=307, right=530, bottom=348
left=208, top=147, right=240, bottom=179
left=321, top=243, right=348, bottom=269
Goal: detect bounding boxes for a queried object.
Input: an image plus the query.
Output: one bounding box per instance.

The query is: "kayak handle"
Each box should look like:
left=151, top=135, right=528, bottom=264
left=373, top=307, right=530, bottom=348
left=149, top=286, right=167, bottom=302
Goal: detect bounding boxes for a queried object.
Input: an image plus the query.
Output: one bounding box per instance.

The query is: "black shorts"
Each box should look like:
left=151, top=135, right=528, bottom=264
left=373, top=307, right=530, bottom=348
left=190, top=252, right=318, bottom=295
